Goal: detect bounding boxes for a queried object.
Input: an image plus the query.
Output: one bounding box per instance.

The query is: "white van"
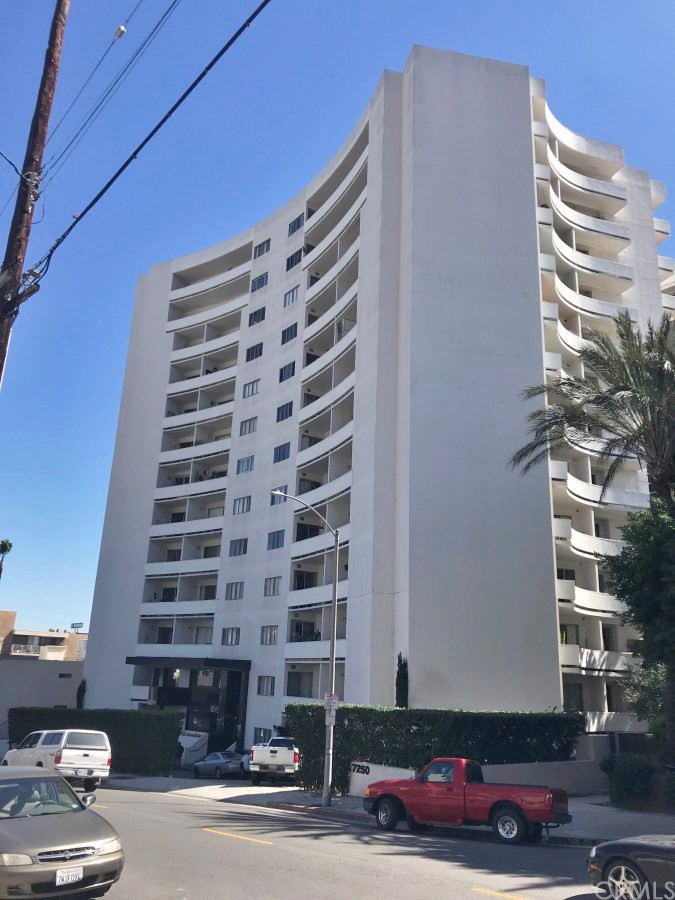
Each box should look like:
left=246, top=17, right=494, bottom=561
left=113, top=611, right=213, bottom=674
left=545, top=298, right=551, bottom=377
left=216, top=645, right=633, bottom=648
left=1, top=729, right=111, bottom=791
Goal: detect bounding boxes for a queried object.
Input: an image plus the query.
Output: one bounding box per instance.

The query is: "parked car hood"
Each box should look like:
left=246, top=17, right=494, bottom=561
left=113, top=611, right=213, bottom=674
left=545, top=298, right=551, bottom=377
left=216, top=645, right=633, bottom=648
left=598, top=835, right=675, bottom=851
left=0, top=809, right=117, bottom=855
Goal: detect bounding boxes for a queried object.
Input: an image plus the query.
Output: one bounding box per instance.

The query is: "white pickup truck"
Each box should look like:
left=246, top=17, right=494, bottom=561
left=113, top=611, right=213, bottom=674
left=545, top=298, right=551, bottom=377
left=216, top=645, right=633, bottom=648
left=1, top=728, right=111, bottom=792
left=248, top=737, right=300, bottom=785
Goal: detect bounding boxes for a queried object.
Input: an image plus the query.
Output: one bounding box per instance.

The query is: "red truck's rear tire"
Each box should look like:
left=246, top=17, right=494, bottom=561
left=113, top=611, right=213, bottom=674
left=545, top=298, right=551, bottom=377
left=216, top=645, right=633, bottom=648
left=492, top=807, right=527, bottom=844
left=375, top=797, right=400, bottom=831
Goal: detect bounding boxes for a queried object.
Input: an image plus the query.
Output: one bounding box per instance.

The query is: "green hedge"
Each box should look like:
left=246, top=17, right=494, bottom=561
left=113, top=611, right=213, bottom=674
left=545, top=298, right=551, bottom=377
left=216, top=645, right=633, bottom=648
left=285, top=704, right=584, bottom=794
left=8, top=708, right=181, bottom=776
left=606, top=754, right=658, bottom=808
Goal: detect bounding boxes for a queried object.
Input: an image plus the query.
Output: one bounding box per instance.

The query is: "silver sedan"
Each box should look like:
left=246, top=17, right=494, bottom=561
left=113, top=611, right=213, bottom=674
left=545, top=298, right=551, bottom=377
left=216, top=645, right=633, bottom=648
left=192, top=752, right=244, bottom=779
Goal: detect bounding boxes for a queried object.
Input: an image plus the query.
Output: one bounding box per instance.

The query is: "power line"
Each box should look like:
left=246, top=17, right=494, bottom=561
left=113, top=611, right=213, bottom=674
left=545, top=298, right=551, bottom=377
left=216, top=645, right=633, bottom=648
left=42, top=0, right=180, bottom=182
left=23, top=0, right=274, bottom=296
left=0, top=152, right=23, bottom=180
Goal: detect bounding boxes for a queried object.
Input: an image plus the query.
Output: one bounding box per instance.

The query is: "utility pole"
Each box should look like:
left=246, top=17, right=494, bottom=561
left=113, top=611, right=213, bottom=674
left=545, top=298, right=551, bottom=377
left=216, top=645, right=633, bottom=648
left=0, top=0, right=70, bottom=386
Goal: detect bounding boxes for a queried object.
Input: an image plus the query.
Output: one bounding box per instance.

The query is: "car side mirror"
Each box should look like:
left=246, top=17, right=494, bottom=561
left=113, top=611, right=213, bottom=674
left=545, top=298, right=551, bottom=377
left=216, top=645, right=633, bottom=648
left=81, top=794, right=96, bottom=808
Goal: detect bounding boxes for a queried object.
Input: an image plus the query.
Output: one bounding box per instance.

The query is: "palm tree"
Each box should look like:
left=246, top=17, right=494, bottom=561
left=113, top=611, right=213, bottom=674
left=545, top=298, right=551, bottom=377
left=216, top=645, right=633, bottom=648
left=0, top=539, right=12, bottom=581
left=510, top=311, right=675, bottom=505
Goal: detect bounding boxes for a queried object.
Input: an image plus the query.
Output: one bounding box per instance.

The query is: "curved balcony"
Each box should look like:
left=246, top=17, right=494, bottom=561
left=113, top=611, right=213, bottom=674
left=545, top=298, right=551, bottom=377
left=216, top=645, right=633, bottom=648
left=303, top=189, right=366, bottom=271
left=166, top=294, right=248, bottom=333
left=570, top=526, right=624, bottom=559
left=565, top=472, right=648, bottom=510
left=287, top=579, right=349, bottom=609
left=159, top=437, right=231, bottom=466
left=573, top=586, right=624, bottom=618
left=549, top=190, right=629, bottom=249
left=586, top=712, right=647, bottom=734
left=154, top=475, right=228, bottom=502
left=302, top=325, right=357, bottom=383
left=170, top=260, right=251, bottom=303
left=145, top=557, right=221, bottom=578
left=297, top=421, right=353, bottom=468
left=658, top=255, right=674, bottom=281
left=559, top=644, right=581, bottom=668
left=171, top=329, right=240, bottom=363
left=556, top=319, right=589, bottom=355
left=545, top=106, right=624, bottom=176
left=285, top=638, right=347, bottom=662
left=299, top=372, right=355, bottom=425
left=654, top=217, right=671, bottom=245
left=305, top=283, right=358, bottom=344
left=167, top=366, right=237, bottom=397
left=554, top=274, right=637, bottom=321
left=552, top=230, right=633, bottom=288
left=163, top=401, right=234, bottom=430
left=663, top=293, right=675, bottom=313
left=306, top=147, right=368, bottom=238
left=559, top=645, right=631, bottom=673
left=297, top=471, right=352, bottom=510
left=547, top=146, right=627, bottom=205
left=291, top=523, right=350, bottom=560
left=149, top=516, right=225, bottom=540
left=306, top=237, right=360, bottom=305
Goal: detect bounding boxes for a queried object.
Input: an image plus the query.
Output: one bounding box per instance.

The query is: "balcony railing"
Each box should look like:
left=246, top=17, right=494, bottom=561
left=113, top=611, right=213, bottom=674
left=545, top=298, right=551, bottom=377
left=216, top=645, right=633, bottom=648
left=10, top=644, right=39, bottom=656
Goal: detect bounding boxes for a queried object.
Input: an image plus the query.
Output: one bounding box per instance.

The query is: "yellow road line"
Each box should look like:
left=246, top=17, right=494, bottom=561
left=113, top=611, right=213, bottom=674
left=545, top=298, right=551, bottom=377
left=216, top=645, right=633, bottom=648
left=93, top=804, right=108, bottom=808
left=472, top=890, right=528, bottom=900
left=203, top=827, right=273, bottom=846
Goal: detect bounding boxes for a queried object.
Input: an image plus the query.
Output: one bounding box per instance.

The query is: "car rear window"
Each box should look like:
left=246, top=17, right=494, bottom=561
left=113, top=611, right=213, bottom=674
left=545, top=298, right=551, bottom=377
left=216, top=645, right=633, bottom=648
left=466, top=762, right=484, bottom=784
left=64, top=732, right=108, bottom=749
left=269, top=738, right=294, bottom=748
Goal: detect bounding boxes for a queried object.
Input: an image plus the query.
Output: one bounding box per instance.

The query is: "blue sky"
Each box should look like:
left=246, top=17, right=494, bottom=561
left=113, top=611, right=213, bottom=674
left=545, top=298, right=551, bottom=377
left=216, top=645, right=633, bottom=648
left=1, top=0, right=673, bottom=630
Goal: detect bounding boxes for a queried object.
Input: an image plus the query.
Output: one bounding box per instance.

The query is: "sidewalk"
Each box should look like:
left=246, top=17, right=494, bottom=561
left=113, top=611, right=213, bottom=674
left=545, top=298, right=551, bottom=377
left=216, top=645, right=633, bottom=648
left=105, top=774, right=675, bottom=846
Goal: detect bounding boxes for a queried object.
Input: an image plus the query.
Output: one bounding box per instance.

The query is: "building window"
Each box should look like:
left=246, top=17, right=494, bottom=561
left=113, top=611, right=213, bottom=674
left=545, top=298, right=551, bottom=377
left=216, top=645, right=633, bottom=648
left=264, top=576, right=281, bottom=596
left=260, top=625, right=278, bottom=646
left=161, top=587, right=177, bottom=602
left=243, top=379, right=260, bottom=398
left=281, top=323, right=298, bottom=345
left=58, top=673, right=73, bottom=679
left=233, top=496, right=251, bottom=515
left=157, top=626, right=173, bottom=644
left=240, top=417, right=258, bottom=436
left=267, top=529, right=285, bottom=550
left=284, top=285, right=299, bottom=308
left=557, top=568, right=576, bottom=581
left=276, top=401, right=293, bottom=422
left=286, top=250, right=302, bottom=271
left=207, top=506, right=224, bottom=518
left=166, top=548, right=181, bottom=562
left=194, top=626, right=213, bottom=645
left=245, top=342, right=263, bottom=362
left=222, top=627, right=240, bottom=646
left=288, top=214, right=304, bottom=236
left=200, top=584, right=217, bottom=601
left=203, top=545, right=221, bottom=559
left=236, top=455, right=255, bottom=475
left=257, top=676, right=275, bottom=696
left=559, top=623, right=580, bottom=645
left=254, top=727, right=272, bottom=744
left=251, top=273, right=268, bottom=292
left=225, top=581, right=244, bottom=600
left=253, top=238, right=270, bottom=258
left=273, top=442, right=291, bottom=463
left=279, top=362, right=295, bottom=382
left=563, top=682, right=584, bottom=712
left=270, top=485, right=287, bottom=505
left=249, top=307, right=266, bottom=326
left=229, top=539, right=248, bottom=557
left=170, top=511, right=186, bottom=523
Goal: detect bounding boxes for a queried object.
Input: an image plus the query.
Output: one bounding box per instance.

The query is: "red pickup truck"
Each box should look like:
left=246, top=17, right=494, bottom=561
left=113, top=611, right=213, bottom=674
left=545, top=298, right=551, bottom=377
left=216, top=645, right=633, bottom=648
left=363, top=757, right=571, bottom=844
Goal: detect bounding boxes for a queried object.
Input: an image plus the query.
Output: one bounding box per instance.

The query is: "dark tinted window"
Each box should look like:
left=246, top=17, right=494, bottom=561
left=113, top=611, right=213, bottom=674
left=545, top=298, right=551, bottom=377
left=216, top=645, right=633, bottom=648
left=42, top=732, right=65, bottom=746
left=465, top=762, right=484, bottom=784
left=269, top=738, right=294, bottom=748
left=18, top=732, right=41, bottom=749
left=65, top=732, right=108, bottom=749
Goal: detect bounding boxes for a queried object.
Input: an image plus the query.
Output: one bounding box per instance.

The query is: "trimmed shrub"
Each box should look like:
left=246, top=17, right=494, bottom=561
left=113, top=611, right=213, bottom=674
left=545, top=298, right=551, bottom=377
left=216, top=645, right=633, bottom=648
left=285, top=704, right=584, bottom=794
left=8, top=708, right=181, bottom=776
left=608, top=754, right=658, bottom=808
left=599, top=754, right=617, bottom=778
left=662, top=772, right=675, bottom=811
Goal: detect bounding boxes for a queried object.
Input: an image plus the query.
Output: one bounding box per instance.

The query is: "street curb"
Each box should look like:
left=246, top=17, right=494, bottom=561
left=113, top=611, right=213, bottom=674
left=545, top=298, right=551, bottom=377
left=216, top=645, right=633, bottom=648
left=266, top=802, right=605, bottom=846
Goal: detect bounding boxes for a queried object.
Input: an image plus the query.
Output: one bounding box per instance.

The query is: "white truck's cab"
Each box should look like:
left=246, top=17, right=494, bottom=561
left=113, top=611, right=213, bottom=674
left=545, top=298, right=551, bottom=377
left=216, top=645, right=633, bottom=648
left=1, top=729, right=111, bottom=792
left=248, top=737, right=299, bottom=785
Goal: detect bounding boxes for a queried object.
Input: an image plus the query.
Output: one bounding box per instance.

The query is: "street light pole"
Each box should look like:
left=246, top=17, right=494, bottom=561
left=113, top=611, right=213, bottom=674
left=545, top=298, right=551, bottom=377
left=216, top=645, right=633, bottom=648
left=271, top=489, right=340, bottom=807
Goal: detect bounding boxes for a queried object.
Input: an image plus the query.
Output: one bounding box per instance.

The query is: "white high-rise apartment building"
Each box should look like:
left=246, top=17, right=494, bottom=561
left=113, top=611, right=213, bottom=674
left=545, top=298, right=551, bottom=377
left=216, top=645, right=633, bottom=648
left=85, top=47, right=673, bottom=747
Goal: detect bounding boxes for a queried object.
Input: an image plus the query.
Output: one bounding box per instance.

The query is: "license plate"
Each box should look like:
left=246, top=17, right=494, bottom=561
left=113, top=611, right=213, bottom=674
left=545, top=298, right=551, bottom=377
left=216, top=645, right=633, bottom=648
left=272, top=765, right=284, bottom=771
left=56, top=867, right=83, bottom=886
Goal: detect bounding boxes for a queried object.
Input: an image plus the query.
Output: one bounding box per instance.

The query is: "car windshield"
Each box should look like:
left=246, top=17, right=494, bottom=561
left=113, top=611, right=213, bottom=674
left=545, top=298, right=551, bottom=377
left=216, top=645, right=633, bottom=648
left=0, top=777, right=82, bottom=819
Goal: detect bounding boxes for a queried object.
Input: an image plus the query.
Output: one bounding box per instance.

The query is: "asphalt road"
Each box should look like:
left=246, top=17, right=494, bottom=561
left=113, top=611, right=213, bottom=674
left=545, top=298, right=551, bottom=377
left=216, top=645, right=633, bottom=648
left=91, top=787, right=597, bottom=900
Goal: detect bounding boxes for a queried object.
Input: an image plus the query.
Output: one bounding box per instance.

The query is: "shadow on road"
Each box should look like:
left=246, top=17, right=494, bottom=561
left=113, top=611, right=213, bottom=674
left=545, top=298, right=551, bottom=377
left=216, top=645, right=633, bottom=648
left=183, top=804, right=592, bottom=898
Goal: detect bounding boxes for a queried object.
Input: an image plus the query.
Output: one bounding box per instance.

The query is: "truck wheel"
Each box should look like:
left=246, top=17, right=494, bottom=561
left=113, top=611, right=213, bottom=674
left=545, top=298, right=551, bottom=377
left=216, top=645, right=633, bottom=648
left=375, top=797, right=400, bottom=831
left=527, top=824, right=543, bottom=845
left=83, top=779, right=97, bottom=793
left=492, top=807, right=527, bottom=844
left=1, top=760, right=7, bottom=766
left=192, top=767, right=200, bottom=779
left=251, top=773, right=261, bottom=786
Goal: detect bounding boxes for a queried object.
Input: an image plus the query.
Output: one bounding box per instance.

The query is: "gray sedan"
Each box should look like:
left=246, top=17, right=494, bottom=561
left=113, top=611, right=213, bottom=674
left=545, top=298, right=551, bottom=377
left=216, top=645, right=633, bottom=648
left=0, top=766, right=123, bottom=898
left=192, top=751, right=245, bottom=779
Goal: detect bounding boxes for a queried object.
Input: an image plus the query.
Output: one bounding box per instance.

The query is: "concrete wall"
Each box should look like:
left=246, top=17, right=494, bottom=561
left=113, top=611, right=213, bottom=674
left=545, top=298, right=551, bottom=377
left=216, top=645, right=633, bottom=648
left=402, top=47, right=562, bottom=712
left=0, top=658, right=83, bottom=745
